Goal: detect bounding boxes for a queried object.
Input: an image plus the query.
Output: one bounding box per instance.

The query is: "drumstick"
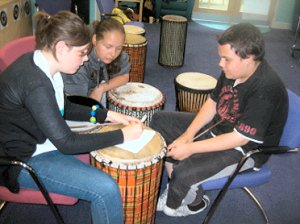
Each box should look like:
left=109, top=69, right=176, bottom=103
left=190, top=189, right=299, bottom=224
left=71, top=115, right=148, bottom=130
left=71, top=115, right=148, bottom=129
left=192, top=119, right=223, bottom=141
left=168, top=119, right=223, bottom=152
left=70, top=122, right=122, bottom=129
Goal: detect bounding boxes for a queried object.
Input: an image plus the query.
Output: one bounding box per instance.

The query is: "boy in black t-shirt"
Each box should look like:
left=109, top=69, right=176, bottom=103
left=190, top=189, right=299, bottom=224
left=150, top=23, right=288, bottom=217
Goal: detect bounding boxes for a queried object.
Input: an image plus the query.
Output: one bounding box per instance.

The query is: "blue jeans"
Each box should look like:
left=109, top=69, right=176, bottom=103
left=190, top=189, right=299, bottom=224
left=17, top=151, right=123, bottom=224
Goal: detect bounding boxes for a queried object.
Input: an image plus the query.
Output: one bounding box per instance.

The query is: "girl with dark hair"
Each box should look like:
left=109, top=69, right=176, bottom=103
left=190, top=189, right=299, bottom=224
left=0, top=11, right=144, bottom=224
left=62, top=18, right=130, bottom=105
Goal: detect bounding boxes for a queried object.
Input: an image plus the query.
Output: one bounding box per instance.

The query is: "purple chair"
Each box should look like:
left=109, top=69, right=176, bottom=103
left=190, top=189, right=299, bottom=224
left=96, top=0, right=144, bottom=28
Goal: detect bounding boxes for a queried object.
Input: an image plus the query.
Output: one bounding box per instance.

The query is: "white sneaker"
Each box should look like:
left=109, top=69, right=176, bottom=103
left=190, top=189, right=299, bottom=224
left=156, top=185, right=169, bottom=211
left=163, top=195, right=210, bottom=217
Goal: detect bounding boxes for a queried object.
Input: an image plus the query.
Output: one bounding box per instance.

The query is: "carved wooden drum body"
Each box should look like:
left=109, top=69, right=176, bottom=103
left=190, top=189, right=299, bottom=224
left=90, top=125, right=166, bottom=224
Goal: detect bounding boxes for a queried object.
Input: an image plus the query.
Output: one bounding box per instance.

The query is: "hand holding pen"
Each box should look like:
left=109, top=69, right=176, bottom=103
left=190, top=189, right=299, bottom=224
left=121, top=115, right=147, bottom=142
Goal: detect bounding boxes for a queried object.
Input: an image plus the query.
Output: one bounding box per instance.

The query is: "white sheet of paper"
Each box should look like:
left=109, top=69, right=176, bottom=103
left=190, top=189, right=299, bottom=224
left=115, top=130, right=155, bottom=153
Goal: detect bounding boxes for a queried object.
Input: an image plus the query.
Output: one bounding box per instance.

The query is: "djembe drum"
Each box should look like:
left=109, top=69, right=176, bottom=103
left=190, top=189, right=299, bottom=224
left=90, top=125, right=166, bottom=224
left=175, top=72, right=217, bottom=113
left=123, top=34, right=148, bottom=82
left=158, top=15, right=188, bottom=67
left=107, top=82, right=165, bottom=126
left=124, top=24, right=145, bottom=36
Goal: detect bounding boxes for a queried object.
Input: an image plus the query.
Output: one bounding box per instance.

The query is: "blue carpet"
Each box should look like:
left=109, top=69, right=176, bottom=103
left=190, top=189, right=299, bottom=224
left=1, top=21, right=300, bottom=224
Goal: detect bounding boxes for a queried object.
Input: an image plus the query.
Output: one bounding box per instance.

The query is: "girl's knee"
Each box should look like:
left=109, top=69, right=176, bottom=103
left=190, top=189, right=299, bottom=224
left=93, top=174, right=120, bottom=194
left=104, top=179, right=119, bottom=193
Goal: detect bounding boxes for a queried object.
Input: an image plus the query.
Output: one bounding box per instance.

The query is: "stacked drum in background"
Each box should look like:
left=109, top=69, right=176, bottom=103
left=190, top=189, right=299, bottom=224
left=123, top=26, right=147, bottom=83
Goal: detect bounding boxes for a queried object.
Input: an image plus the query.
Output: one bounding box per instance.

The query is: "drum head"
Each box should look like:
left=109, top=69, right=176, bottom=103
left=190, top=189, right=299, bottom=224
left=90, top=125, right=166, bottom=165
left=124, top=33, right=146, bottom=45
left=176, top=72, right=217, bottom=90
left=124, top=25, right=145, bottom=35
left=108, top=82, right=164, bottom=108
left=162, top=15, right=187, bottom=22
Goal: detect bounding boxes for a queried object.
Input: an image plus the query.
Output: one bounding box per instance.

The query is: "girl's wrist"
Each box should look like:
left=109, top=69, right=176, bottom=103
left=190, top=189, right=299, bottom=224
left=98, top=82, right=109, bottom=92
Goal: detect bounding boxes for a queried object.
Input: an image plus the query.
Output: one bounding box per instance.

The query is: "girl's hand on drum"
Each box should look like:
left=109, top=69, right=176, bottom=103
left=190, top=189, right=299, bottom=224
left=106, top=111, right=141, bottom=125
left=122, top=124, right=144, bottom=142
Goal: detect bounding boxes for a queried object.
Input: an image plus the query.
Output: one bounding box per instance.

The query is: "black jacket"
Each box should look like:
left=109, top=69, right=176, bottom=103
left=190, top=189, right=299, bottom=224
left=0, top=52, right=124, bottom=192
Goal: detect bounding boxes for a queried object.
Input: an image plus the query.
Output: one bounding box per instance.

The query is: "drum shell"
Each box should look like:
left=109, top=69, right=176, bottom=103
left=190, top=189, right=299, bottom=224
left=90, top=126, right=166, bottom=224
left=174, top=73, right=217, bottom=113
left=123, top=34, right=148, bottom=83
left=158, top=15, right=188, bottom=67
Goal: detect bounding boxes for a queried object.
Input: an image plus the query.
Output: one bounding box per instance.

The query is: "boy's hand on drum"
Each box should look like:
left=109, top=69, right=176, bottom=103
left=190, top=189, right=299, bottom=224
left=167, top=141, right=193, bottom=160
left=106, top=111, right=141, bottom=125
left=168, top=133, right=192, bottom=151
left=122, top=124, right=144, bottom=142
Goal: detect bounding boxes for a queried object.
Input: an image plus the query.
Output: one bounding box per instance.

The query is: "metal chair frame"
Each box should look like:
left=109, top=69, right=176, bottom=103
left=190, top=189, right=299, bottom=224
left=290, top=16, right=300, bottom=58
left=202, top=146, right=299, bottom=224
left=0, top=158, right=65, bottom=224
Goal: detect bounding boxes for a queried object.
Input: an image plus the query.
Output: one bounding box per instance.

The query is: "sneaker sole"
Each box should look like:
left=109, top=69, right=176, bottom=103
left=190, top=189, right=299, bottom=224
left=163, top=195, right=210, bottom=217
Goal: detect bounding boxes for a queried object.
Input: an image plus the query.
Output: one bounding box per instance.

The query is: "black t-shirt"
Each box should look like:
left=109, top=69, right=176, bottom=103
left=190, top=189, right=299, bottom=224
left=210, top=60, right=288, bottom=165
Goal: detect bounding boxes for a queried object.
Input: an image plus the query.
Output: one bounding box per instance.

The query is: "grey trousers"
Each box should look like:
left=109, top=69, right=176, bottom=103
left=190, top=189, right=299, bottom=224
left=150, top=111, right=254, bottom=209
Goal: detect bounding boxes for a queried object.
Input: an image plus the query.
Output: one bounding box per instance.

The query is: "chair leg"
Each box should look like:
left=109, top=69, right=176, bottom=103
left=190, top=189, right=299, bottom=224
left=202, top=149, right=261, bottom=224
left=0, top=200, right=6, bottom=211
left=243, top=187, right=270, bottom=224
left=11, top=161, right=65, bottom=224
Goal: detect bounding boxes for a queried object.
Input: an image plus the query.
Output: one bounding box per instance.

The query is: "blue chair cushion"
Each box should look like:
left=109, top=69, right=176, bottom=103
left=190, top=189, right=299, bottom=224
left=202, top=165, right=272, bottom=190
left=279, top=89, right=300, bottom=148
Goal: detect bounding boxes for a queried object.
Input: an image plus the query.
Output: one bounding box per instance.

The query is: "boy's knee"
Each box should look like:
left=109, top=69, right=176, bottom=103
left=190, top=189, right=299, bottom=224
left=150, top=111, right=167, bottom=129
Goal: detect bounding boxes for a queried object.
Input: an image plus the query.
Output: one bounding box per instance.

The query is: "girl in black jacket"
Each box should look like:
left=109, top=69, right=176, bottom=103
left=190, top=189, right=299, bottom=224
left=0, top=11, right=144, bottom=224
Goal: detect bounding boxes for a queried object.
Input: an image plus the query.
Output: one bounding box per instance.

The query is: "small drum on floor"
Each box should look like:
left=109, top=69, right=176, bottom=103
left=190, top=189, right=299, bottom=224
left=175, top=72, right=217, bottom=113
left=158, top=15, right=188, bottom=67
left=107, top=82, right=165, bottom=126
left=123, top=34, right=148, bottom=83
left=124, top=24, right=145, bottom=36
left=90, top=125, right=166, bottom=224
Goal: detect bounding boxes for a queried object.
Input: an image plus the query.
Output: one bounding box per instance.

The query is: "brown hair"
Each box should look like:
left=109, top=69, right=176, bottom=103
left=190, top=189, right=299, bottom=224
left=218, top=23, right=265, bottom=61
left=92, top=18, right=126, bottom=76
left=35, top=11, right=91, bottom=59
